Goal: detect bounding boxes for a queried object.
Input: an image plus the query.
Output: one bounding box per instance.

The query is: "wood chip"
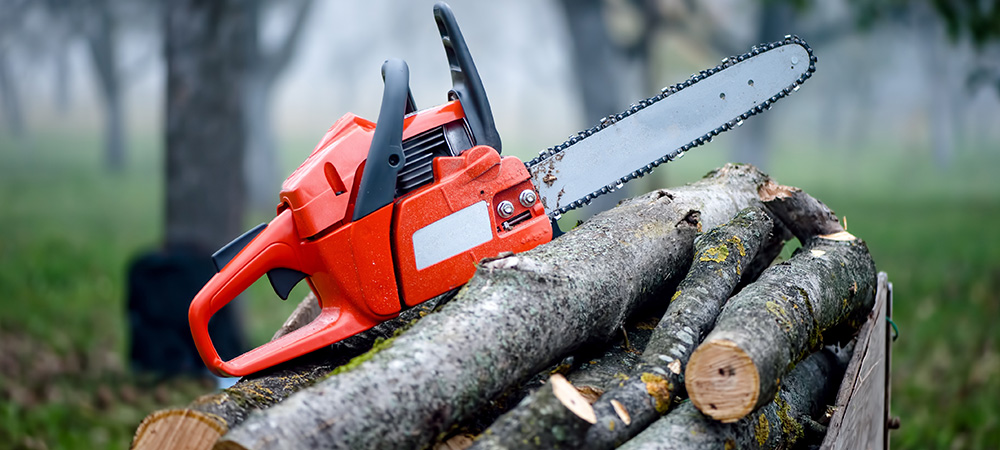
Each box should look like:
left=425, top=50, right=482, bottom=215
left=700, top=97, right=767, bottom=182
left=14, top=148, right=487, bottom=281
left=433, top=433, right=475, bottom=450
left=551, top=374, right=597, bottom=424
left=610, top=399, right=631, bottom=426
left=818, top=231, right=856, bottom=241
left=667, top=359, right=682, bottom=374
left=575, top=385, right=604, bottom=404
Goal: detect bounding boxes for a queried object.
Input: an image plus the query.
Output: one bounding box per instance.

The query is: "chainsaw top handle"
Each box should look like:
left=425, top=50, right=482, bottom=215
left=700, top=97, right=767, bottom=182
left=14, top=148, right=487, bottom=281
left=433, top=2, right=501, bottom=153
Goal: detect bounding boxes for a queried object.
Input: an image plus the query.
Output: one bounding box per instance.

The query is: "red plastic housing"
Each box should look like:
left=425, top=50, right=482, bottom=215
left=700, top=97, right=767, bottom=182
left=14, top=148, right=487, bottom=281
left=189, top=102, right=552, bottom=376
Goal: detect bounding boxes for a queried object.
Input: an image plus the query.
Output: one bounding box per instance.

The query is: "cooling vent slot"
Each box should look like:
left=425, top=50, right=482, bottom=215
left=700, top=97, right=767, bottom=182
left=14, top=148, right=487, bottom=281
left=396, top=125, right=451, bottom=197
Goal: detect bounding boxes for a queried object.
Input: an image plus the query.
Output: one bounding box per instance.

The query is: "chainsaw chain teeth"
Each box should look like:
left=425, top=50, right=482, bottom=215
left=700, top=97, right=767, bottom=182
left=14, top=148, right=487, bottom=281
left=525, top=36, right=816, bottom=219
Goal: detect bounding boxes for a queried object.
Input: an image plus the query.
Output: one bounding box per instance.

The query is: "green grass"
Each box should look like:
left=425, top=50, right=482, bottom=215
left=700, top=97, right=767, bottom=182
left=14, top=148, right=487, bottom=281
left=1, top=129, right=998, bottom=448
left=0, top=132, right=301, bottom=449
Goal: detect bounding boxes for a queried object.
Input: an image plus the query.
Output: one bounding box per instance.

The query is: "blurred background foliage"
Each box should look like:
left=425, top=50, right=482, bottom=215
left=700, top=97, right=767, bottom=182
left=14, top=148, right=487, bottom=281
left=0, top=0, right=998, bottom=448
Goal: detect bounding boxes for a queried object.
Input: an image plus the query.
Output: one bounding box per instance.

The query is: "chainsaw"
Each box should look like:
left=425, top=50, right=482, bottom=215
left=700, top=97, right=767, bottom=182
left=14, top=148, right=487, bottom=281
left=189, top=2, right=816, bottom=377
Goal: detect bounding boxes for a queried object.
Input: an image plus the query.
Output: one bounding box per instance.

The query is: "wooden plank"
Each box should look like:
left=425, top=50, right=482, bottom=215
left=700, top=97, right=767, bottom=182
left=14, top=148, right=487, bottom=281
left=884, top=280, right=894, bottom=449
left=820, top=271, right=889, bottom=450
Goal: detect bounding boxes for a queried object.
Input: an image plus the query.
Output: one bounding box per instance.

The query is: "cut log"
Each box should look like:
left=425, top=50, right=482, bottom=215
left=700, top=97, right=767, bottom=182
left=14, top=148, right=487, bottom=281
left=468, top=206, right=777, bottom=450
left=470, top=374, right=596, bottom=450
left=430, top=320, right=653, bottom=449
left=437, top=302, right=669, bottom=446
left=130, top=292, right=452, bottom=450
left=758, top=180, right=843, bottom=242
left=585, top=206, right=777, bottom=447
left=463, top=317, right=653, bottom=449
left=619, top=345, right=851, bottom=449
left=685, top=235, right=876, bottom=423
left=563, top=324, right=650, bottom=394
left=216, top=164, right=778, bottom=450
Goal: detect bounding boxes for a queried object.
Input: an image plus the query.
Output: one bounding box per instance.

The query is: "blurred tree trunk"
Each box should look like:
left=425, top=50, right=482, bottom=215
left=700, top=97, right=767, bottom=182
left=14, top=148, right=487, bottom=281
left=53, top=40, right=71, bottom=114
left=164, top=0, right=253, bottom=252
left=244, top=0, right=313, bottom=210
left=555, top=0, right=632, bottom=220
left=918, top=5, right=957, bottom=166
left=730, top=3, right=793, bottom=171
left=0, top=47, right=26, bottom=143
left=556, top=0, right=626, bottom=124
left=84, top=0, right=126, bottom=171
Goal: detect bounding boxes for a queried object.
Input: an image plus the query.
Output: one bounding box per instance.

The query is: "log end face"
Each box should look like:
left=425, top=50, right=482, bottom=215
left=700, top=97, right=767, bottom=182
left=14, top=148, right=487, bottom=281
left=685, top=339, right=759, bottom=423
left=213, top=441, right=251, bottom=450
left=132, top=408, right=227, bottom=450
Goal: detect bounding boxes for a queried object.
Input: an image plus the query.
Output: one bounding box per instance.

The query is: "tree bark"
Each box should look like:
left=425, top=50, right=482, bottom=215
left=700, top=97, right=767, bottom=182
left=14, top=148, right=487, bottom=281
left=215, top=164, right=778, bottom=450
left=619, top=345, right=851, bottom=450
left=130, top=292, right=454, bottom=450
left=164, top=0, right=253, bottom=251
left=432, top=303, right=658, bottom=448
left=685, top=233, right=876, bottom=423
left=471, top=374, right=597, bottom=450
left=585, top=206, right=777, bottom=448
left=563, top=320, right=652, bottom=396
left=468, top=206, right=778, bottom=450
left=758, top=180, right=843, bottom=243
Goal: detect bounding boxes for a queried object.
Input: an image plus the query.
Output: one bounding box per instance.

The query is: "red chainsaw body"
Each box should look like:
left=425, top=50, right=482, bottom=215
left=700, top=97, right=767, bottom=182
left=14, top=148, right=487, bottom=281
left=189, top=101, right=552, bottom=376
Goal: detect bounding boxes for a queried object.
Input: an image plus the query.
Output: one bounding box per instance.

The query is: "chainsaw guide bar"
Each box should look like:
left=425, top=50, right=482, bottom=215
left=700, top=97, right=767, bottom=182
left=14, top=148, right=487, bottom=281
left=527, top=36, right=816, bottom=218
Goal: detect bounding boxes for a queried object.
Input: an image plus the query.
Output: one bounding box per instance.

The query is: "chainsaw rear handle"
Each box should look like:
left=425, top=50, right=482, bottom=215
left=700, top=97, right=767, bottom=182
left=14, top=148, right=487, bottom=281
left=433, top=2, right=501, bottom=153
left=190, top=59, right=418, bottom=377
left=188, top=209, right=306, bottom=376
left=189, top=208, right=386, bottom=377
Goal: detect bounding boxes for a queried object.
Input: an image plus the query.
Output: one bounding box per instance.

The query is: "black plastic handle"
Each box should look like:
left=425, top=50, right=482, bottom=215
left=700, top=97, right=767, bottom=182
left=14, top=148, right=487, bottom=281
left=433, top=2, right=502, bottom=153
left=353, top=59, right=410, bottom=221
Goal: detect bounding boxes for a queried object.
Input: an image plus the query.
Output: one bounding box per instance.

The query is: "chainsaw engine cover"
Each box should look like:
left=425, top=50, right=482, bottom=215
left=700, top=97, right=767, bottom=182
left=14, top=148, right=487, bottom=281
left=279, top=101, right=469, bottom=240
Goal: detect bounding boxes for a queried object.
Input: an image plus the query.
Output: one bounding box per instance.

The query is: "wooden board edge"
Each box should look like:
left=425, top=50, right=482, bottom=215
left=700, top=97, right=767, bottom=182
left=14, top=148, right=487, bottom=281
left=820, top=271, right=889, bottom=449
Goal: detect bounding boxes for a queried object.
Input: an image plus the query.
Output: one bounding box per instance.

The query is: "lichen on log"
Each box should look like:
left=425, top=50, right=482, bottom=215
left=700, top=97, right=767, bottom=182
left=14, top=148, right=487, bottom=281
left=467, top=206, right=777, bottom=450
left=586, top=206, right=777, bottom=447
left=216, top=164, right=777, bottom=450
left=685, top=234, right=876, bottom=423
left=619, top=345, right=850, bottom=449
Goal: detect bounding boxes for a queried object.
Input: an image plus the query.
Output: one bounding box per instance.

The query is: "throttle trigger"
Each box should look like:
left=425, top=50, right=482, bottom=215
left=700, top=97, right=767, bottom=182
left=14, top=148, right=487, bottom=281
left=212, top=223, right=268, bottom=272
left=267, top=268, right=308, bottom=300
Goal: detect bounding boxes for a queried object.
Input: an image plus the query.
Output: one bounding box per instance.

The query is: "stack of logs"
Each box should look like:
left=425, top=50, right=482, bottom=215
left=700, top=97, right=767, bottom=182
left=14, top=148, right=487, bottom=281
left=132, top=164, right=878, bottom=450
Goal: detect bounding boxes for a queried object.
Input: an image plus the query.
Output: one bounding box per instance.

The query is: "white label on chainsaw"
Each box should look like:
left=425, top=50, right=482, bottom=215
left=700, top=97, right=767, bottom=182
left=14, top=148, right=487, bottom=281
left=412, top=201, right=493, bottom=270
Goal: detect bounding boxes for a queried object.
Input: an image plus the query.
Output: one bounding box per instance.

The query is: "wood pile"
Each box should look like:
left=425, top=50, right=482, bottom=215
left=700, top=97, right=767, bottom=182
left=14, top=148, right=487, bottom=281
left=131, top=164, right=880, bottom=450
